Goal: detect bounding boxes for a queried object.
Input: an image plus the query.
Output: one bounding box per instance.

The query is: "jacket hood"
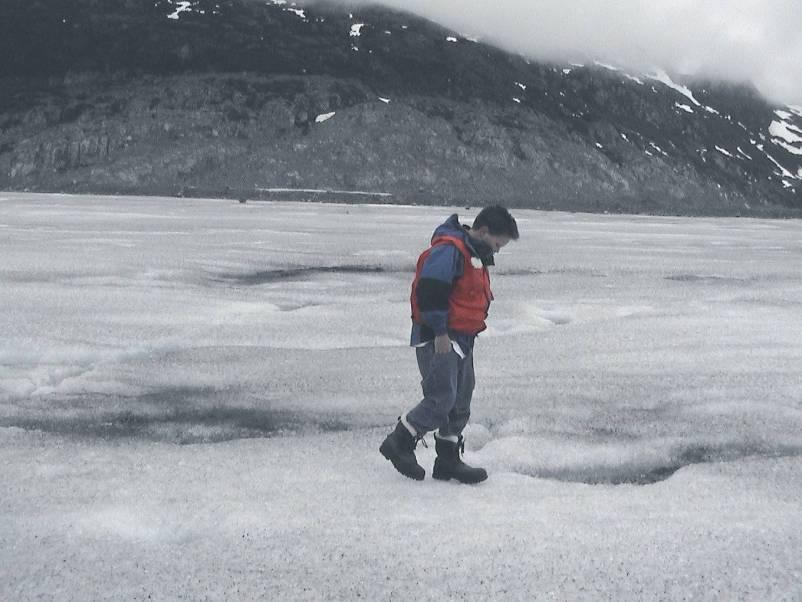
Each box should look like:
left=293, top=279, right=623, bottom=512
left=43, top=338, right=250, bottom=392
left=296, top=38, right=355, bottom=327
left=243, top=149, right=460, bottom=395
left=431, top=214, right=495, bottom=266
left=430, top=214, right=467, bottom=243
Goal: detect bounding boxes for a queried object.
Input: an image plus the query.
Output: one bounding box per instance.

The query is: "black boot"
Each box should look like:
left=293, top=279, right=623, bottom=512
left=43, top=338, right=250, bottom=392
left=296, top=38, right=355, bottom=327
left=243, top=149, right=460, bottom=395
left=379, top=419, right=425, bottom=481
left=432, top=435, right=488, bottom=484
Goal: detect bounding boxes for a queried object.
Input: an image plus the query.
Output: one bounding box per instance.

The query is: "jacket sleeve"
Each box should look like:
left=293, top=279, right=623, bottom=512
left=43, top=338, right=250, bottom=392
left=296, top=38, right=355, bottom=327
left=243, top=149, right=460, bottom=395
left=416, top=244, right=463, bottom=336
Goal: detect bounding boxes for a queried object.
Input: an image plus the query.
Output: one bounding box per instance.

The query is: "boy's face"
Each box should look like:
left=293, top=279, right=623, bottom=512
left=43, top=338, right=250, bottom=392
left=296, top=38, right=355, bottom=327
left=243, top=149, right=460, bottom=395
left=473, top=227, right=511, bottom=253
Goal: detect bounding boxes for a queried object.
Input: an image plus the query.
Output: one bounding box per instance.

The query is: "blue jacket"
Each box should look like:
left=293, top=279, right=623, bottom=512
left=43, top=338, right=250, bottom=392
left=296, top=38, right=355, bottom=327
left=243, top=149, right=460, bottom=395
left=409, top=214, right=494, bottom=354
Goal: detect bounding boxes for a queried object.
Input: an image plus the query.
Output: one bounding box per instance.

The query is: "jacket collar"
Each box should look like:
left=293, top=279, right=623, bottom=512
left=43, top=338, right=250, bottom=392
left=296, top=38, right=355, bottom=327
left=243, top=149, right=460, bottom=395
left=463, top=226, right=495, bottom=266
left=432, top=214, right=495, bottom=266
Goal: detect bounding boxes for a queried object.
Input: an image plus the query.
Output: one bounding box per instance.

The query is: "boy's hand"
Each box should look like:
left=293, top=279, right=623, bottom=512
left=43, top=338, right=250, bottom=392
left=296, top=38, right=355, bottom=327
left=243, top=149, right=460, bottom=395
left=434, top=334, right=452, bottom=354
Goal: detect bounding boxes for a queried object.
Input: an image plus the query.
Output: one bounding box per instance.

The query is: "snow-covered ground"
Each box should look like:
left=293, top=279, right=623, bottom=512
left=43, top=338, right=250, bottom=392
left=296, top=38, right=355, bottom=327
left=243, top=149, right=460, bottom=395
left=2, top=192, right=801, bottom=600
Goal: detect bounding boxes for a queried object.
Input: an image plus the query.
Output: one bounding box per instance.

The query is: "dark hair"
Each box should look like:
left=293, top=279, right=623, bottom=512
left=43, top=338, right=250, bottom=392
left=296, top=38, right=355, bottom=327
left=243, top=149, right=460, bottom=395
left=472, top=205, right=519, bottom=240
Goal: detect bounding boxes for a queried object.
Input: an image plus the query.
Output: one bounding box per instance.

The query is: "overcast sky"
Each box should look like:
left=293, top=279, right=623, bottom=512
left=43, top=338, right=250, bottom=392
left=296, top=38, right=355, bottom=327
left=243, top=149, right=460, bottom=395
left=340, top=0, right=802, bottom=106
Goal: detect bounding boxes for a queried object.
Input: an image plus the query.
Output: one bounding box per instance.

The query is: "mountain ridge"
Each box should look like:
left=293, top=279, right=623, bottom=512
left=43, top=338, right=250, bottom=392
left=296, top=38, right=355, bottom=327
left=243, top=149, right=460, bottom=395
left=1, top=0, right=801, bottom=215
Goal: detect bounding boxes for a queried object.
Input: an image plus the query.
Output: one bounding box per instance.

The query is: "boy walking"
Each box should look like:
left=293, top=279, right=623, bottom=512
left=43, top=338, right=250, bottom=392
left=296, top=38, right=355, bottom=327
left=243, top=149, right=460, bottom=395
left=380, top=206, right=519, bottom=483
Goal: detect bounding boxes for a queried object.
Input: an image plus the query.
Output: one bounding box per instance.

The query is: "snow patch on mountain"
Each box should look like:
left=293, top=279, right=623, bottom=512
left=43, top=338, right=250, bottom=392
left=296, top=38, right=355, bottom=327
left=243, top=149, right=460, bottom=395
left=649, top=69, right=701, bottom=105
left=594, top=61, right=620, bottom=72
left=167, top=1, right=192, bottom=20
left=285, top=7, right=306, bottom=20
left=773, top=140, right=802, bottom=156
left=592, top=61, right=644, bottom=85
left=759, top=146, right=798, bottom=179
left=769, top=120, right=802, bottom=143
left=648, top=70, right=719, bottom=115
left=769, top=117, right=802, bottom=156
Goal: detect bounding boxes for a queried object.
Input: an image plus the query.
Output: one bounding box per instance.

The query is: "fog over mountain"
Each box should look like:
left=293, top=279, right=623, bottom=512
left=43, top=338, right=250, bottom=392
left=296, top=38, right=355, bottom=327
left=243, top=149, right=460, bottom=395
left=328, top=0, right=802, bottom=106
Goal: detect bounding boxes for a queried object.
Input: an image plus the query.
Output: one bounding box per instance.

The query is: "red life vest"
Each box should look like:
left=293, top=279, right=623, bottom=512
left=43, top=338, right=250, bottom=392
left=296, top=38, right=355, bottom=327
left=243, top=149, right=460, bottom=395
left=410, top=234, right=493, bottom=335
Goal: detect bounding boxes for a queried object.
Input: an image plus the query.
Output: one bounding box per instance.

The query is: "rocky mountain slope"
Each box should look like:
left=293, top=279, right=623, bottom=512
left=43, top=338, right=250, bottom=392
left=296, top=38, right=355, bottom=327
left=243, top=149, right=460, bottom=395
left=1, top=0, right=801, bottom=215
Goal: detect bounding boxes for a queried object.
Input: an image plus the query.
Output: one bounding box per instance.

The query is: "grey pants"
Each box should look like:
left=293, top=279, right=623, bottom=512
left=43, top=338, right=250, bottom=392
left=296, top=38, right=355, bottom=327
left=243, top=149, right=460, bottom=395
left=405, top=343, right=475, bottom=438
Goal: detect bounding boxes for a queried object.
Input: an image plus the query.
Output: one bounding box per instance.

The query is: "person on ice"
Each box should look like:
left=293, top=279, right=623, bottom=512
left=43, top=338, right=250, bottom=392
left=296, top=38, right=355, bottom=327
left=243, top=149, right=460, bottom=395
left=380, top=205, right=519, bottom=483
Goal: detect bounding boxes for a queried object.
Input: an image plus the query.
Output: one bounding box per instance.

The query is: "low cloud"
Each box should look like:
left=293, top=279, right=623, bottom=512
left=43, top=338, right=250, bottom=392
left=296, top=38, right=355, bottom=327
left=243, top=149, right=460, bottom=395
left=335, top=0, right=802, bottom=106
